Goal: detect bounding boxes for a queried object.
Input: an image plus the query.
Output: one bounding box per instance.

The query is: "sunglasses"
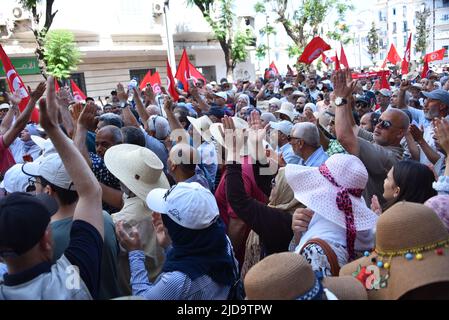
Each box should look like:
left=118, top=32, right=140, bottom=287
left=377, top=119, right=394, bottom=130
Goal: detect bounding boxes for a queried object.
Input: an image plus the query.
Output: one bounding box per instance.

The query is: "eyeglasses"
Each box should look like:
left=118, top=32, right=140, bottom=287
left=377, top=119, right=395, bottom=130
left=28, top=177, right=40, bottom=187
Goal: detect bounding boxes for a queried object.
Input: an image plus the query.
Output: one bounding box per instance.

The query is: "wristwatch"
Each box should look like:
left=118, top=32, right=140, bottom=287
left=120, top=101, right=129, bottom=109
left=334, top=97, right=348, bottom=106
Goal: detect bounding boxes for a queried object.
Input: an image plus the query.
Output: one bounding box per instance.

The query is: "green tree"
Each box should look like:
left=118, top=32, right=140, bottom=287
left=415, top=7, right=431, bottom=58
left=254, top=0, right=353, bottom=59
left=43, top=30, right=81, bottom=80
left=18, top=0, right=58, bottom=78
left=367, top=22, right=379, bottom=64
left=188, top=0, right=254, bottom=80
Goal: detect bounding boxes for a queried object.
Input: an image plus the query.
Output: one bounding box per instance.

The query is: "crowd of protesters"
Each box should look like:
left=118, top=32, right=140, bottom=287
left=1, top=61, right=449, bottom=300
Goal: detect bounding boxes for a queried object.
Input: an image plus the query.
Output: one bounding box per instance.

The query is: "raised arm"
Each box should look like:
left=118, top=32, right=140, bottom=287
left=0, top=105, right=16, bottom=135
left=189, top=83, right=211, bottom=112
left=2, top=82, right=46, bottom=147
left=410, top=124, right=442, bottom=164
left=163, top=96, right=189, bottom=143
left=56, top=87, right=76, bottom=138
left=131, top=87, right=150, bottom=124
left=41, top=76, right=103, bottom=238
left=333, top=69, right=360, bottom=156
left=73, top=102, right=94, bottom=167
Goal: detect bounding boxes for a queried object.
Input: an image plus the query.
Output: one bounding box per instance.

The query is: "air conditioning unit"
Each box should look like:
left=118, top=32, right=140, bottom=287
left=153, top=1, right=164, bottom=17
left=11, top=7, right=30, bottom=21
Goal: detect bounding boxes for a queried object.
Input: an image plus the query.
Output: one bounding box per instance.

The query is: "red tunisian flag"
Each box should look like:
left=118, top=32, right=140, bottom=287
left=175, top=49, right=191, bottom=91
left=54, top=78, right=60, bottom=92
left=335, top=51, right=341, bottom=70
left=70, top=79, right=87, bottom=102
left=401, top=33, right=412, bottom=75
left=188, top=62, right=206, bottom=84
left=167, top=60, right=179, bottom=101
left=0, top=44, right=39, bottom=123
left=380, top=70, right=391, bottom=90
left=340, top=43, right=349, bottom=69
left=425, top=48, right=446, bottom=63
left=321, top=52, right=335, bottom=66
left=298, top=37, right=332, bottom=64
left=139, top=70, right=163, bottom=94
left=382, top=44, right=402, bottom=68
left=421, top=60, right=429, bottom=79
left=269, top=61, right=279, bottom=75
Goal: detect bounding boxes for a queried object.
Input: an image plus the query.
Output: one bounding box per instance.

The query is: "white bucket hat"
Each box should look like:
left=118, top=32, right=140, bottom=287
left=31, top=135, right=56, bottom=158
left=104, top=144, right=169, bottom=202
left=275, top=102, right=296, bottom=122
left=285, top=154, right=377, bottom=231
left=146, top=182, right=219, bottom=230
left=188, top=115, right=213, bottom=142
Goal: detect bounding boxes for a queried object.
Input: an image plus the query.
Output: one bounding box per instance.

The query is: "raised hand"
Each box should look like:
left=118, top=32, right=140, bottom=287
left=8, top=91, right=22, bottom=106
left=222, top=116, right=245, bottom=161
left=29, top=82, right=46, bottom=102
left=78, top=102, right=98, bottom=130
left=116, top=83, right=128, bottom=103
left=410, top=124, right=424, bottom=143
left=70, top=102, right=83, bottom=123
left=434, top=118, right=449, bottom=155
left=370, top=195, right=382, bottom=216
left=151, top=213, right=172, bottom=249
left=331, top=69, right=357, bottom=99
left=248, top=109, right=264, bottom=130
left=115, top=221, right=142, bottom=252
left=400, top=79, right=412, bottom=92
left=56, top=86, right=74, bottom=108
left=39, top=77, right=59, bottom=131
left=163, top=95, right=174, bottom=113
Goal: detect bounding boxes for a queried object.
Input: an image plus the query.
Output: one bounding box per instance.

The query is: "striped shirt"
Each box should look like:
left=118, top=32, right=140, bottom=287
left=129, top=244, right=233, bottom=300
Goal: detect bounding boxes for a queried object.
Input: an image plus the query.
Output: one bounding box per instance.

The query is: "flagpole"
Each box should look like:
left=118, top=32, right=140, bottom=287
left=163, top=1, right=176, bottom=75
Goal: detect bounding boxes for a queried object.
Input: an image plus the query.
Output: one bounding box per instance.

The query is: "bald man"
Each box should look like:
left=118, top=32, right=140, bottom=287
left=167, top=143, right=209, bottom=189
left=333, top=70, right=409, bottom=206
left=95, top=125, right=123, bottom=158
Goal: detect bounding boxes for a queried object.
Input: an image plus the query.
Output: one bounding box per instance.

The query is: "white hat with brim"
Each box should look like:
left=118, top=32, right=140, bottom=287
left=187, top=115, right=213, bottom=142
left=284, top=154, right=378, bottom=231
left=104, top=144, right=169, bottom=202
left=31, top=135, right=56, bottom=157
left=275, top=102, right=296, bottom=122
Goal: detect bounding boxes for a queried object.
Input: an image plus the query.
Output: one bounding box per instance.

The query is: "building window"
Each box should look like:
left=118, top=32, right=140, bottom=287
left=393, top=22, right=397, bottom=34
left=70, top=73, right=86, bottom=96
left=403, top=6, right=407, bottom=18
left=130, top=68, right=156, bottom=85
left=404, top=35, right=408, bottom=47
left=403, top=21, right=408, bottom=32
left=443, top=14, right=449, bottom=21
left=444, top=46, right=449, bottom=57
left=393, top=8, right=396, bottom=15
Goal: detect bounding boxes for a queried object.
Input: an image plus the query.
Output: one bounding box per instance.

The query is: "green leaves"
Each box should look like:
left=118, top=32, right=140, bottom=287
left=415, top=8, right=431, bottom=56
left=43, top=30, right=81, bottom=79
left=367, top=22, right=380, bottom=62
left=18, top=0, right=40, bottom=11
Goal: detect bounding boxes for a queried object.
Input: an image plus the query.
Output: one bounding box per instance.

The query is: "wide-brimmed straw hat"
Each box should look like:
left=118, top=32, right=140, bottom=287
left=275, top=102, right=296, bottom=122
left=285, top=154, right=378, bottom=231
left=187, top=115, right=213, bottom=142
left=340, top=202, right=449, bottom=300
left=104, top=144, right=169, bottom=202
left=244, top=252, right=367, bottom=300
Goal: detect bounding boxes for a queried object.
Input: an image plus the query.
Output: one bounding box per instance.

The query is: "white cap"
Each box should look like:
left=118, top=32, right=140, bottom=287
left=268, top=97, right=281, bottom=107
left=283, top=84, right=294, bottom=91
left=213, top=91, right=228, bottom=100
left=269, top=120, right=293, bottom=136
left=0, top=103, right=10, bottom=110
left=378, top=88, right=392, bottom=97
left=146, top=182, right=219, bottom=230
left=22, top=153, right=75, bottom=191
left=291, top=90, right=305, bottom=97
left=0, top=164, right=30, bottom=193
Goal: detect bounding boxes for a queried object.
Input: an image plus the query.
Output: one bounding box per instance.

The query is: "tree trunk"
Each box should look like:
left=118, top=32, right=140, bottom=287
left=220, top=40, right=234, bottom=82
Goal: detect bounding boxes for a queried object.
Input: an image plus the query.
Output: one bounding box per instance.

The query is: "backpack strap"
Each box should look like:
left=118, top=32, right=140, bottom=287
left=300, top=238, right=340, bottom=276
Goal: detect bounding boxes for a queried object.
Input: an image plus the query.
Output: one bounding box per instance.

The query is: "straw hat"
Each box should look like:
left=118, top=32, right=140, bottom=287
left=285, top=154, right=378, bottom=231
left=275, top=102, right=296, bottom=122
left=187, top=115, right=213, bottom=142
left=340, top=202, right=449, bottom=300
left=244, top=252, right=367, bottom=300
left=104, top=144, right=169, bottom=202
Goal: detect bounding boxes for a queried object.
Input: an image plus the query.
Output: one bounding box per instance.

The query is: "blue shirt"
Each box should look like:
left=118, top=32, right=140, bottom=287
left=141, top=128, right=169, bottom=172
left=278, top=143, right=302, bottom=164
left=128, top=248, right=231, bottom=300
left=302, top=146, right=329, bottom=167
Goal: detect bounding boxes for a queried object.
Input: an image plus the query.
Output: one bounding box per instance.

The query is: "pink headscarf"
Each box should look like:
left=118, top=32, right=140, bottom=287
left=424, top=195, right=449, bottom=232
